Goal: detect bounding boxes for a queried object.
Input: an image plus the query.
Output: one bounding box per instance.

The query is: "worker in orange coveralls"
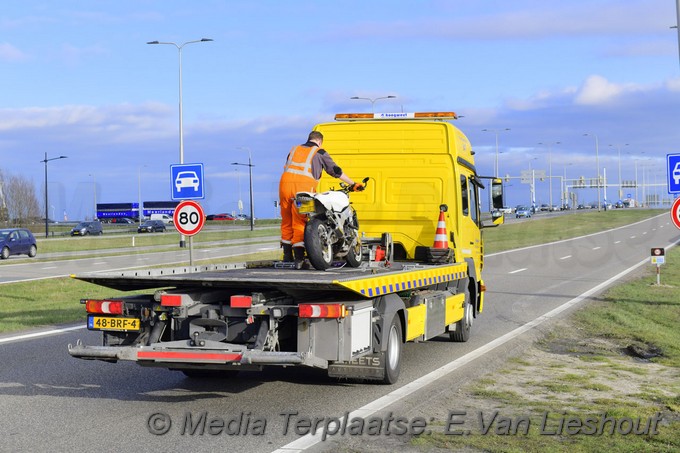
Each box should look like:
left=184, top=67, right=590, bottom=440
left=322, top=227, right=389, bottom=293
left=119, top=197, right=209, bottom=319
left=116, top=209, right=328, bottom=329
left=278, top=130, right=364, bottom=269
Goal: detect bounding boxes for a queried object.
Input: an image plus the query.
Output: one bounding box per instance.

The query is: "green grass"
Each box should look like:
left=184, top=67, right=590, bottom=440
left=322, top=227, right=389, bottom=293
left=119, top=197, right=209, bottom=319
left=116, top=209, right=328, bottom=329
left=34, top=223, right=280, bottom=254
left=484, top=209, right=664, bottom=253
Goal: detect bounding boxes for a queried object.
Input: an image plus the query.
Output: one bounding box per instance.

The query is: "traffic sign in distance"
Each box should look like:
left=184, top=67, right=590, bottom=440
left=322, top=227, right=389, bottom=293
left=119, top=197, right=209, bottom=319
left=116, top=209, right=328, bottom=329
left=671, top=197, right=680, bottom=230
left=668, top=153, right=680, bottom=194
left=173, top=200, right=206, bottom=236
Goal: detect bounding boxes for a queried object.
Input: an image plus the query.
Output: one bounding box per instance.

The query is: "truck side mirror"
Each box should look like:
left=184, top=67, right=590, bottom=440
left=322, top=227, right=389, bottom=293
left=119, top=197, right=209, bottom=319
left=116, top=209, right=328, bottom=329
left=491, top=178, right=504, bottom=210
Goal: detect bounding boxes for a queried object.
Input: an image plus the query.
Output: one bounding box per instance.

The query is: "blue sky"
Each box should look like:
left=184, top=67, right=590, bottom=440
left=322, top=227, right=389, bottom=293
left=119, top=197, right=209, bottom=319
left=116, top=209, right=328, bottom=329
left=1, top=0, right=679, bottom=220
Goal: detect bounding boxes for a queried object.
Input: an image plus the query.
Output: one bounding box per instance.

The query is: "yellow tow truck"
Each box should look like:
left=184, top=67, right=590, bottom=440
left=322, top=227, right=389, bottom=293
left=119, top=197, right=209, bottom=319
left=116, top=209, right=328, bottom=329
left=68, top=111, right=504, bottom=385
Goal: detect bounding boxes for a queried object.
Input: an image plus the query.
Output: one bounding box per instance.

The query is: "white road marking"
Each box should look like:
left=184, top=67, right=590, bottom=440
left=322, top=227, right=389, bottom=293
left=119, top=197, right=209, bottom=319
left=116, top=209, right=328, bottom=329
left=615, top=241, right=621, bottom=244
left=509, top=268, right=527, bottom=274
left=93, top=262, right=107, bottom=265
left=0, top=326, right=85, bottom=345
left=630, top=236, right=636, bottom=239
left=559, top=255, right=571, bottom=260
left=41, top=266, right=57, bottom=270
left=592, top=246, right=601, bottom=250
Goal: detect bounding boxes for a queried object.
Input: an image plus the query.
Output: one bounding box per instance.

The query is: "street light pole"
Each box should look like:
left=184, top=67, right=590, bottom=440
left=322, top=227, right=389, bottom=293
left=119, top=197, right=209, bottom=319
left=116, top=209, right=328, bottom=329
left=609, top=143, right=629, bottom=201
left=584, top=133, right=601, bottom=211
left=232, top=148, right=255, bottom=231
left=350, top=95, right=396, bottom=112
left=89, top=173, right=97, bottom=220
left=147, top=38, right=213, bottom=164
left=148, top=37, right=213, bottom=247
left=482, top=128, right=510, bottom=177
left=40, top=152, right=67, bottom=237
left=538, top=141, right=560, bottom=209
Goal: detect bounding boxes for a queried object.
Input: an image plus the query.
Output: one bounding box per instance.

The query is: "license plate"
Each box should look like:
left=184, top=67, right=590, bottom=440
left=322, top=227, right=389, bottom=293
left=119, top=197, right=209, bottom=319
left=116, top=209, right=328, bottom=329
left=296, top=200, right=315, bottom=213
left=88, top=315, right=141, bottom=331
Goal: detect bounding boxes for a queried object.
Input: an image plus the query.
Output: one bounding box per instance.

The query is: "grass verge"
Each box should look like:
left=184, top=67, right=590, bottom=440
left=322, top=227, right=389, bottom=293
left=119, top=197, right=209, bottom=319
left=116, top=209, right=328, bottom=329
left=484, top=209, right=665, bottom=253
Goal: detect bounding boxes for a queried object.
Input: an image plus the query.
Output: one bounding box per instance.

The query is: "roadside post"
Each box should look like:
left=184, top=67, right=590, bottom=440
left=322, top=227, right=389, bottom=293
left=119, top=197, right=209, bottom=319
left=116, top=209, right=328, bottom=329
left=650, top=248, right=665, bottom=286
left=173, top=200, right=206, bottom=266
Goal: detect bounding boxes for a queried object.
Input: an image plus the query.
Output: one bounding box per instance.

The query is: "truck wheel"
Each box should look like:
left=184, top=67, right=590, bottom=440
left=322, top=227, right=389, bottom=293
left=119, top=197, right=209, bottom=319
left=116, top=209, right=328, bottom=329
left=28, top=245, right=37, bottom=258
left=304, top=217, right=333, bottom=270
left=449, top=291, right=472, bottom=342
left=382, top=316, right=403, bottom=384
left=1, top=247, right=9, bottom=259
left=345, top=235, right=361, bottom=268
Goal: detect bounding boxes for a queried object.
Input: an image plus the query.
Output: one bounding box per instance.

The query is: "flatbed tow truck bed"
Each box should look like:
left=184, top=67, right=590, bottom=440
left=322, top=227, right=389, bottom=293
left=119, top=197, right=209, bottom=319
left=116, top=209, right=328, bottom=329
left=73, top=261, right=469, bottom=299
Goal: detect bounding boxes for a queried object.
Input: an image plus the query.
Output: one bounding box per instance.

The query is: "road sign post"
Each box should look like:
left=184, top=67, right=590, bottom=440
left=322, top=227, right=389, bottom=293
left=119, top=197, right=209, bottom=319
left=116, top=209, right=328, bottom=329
left=650, top=248, right=665, bottom=286
left=173, top=200, right=206, bottom=266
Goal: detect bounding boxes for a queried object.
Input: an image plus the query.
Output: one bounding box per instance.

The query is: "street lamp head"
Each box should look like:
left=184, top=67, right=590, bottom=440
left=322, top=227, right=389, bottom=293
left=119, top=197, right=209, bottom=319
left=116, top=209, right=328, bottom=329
left=200, top=38, right=213, bottom=42
left=146, top=41, right=160, bottom=45
left=386, top=95, right=396, bottom=99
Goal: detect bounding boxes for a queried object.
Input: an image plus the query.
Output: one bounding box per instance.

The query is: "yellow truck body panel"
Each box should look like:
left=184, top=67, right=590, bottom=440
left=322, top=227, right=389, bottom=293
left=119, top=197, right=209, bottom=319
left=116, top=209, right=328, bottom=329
left=314, top=116, right=483, bottom=281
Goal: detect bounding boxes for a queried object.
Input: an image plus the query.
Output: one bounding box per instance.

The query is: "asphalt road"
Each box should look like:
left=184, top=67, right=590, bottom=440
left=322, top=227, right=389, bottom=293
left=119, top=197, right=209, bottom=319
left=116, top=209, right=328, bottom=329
left=0, top=214, right=677, bottom=453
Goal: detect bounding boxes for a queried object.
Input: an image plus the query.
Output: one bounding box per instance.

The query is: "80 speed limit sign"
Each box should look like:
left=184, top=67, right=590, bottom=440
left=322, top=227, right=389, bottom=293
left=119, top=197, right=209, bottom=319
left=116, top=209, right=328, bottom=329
left=173, top=200, right=206, bottom=236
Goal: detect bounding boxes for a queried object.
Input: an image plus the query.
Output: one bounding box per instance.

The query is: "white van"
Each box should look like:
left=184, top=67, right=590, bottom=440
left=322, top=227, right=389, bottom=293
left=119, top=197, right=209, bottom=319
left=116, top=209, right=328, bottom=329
left=150, top=214, right=173, bottom=224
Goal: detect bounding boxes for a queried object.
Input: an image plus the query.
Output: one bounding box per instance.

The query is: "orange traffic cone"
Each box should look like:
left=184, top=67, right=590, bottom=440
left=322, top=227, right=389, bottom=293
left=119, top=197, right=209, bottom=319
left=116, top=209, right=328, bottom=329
left=433, top=209, right=449, bottom=249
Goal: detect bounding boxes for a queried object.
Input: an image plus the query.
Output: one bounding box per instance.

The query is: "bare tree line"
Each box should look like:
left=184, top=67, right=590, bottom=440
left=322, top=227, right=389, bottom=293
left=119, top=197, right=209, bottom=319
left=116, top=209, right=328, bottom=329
left=0, top=168, right=41, bottom=225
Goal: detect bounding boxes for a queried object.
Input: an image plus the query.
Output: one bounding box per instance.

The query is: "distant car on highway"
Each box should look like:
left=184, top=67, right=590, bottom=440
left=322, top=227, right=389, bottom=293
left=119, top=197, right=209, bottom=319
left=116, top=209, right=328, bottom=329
left=207, top=213, right=236, bottom=221
left=0, top=228, right=37, bottom=259
left=137, top=220, right=166, bottom=233
left=515, top=206, right=532, bottom=218
left=70, top=221, right=103, bottom=236
left=175, top=171, right=200, bottom=191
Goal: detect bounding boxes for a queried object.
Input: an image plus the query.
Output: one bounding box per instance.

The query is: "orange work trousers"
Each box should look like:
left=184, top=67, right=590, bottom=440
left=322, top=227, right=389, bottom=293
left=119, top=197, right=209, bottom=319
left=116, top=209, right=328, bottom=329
left=279, top=173, right=318, bottom=248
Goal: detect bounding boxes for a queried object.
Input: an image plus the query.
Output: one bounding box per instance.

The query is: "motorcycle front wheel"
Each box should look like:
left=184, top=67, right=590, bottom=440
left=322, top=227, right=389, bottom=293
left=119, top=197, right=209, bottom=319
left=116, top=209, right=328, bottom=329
left=304, top=217, right=334, bottom=270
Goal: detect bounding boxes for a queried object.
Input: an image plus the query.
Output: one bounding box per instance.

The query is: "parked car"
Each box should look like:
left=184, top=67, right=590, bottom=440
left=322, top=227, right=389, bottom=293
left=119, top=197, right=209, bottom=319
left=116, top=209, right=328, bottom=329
left=515, top=206, right=532, bottom=218
left=70, top=221, right=103, bottom=236
left=138, top=220, right=166, bottom=233
left=207, top=213, right=236, bottom=221
left=0, top=228, right=38, bottom=259
left=499, top=207, right=513, bottom=214
left=109, top=217, right=135, bottom=224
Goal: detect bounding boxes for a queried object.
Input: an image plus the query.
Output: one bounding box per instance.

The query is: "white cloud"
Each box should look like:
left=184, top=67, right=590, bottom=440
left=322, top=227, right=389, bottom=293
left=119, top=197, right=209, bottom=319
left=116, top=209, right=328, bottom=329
left=574, top=75, right=643, bottom=105
left=0, top=42, right=28, bottom=61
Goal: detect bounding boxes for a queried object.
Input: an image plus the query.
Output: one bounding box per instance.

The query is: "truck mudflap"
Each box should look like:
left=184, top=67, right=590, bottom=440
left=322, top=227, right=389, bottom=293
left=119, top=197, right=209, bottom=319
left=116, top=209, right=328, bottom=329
left=67, top=339, right=328, bottom=369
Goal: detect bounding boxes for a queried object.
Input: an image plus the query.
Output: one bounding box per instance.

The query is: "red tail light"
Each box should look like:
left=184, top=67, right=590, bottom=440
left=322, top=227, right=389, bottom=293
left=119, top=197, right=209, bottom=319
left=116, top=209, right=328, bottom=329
left=161, top=294, right=182, bottom=307
left=85, top=299, right=123, bottom=315
left=298, top=303, right=346, bottom=318
left=230, top=295, right=252, bottom=308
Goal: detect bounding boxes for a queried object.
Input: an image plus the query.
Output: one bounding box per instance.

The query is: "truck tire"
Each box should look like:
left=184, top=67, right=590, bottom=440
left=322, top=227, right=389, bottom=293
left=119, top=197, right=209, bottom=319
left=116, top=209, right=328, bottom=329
left=28, top=245, right=37, bottom=258
left=304, top=217, right=333, bottom=270
left=449, top=290, right=472, bottom=342
left=382, top=316, right=403, bottom=384
left=1, top=246, right=9, bottom=260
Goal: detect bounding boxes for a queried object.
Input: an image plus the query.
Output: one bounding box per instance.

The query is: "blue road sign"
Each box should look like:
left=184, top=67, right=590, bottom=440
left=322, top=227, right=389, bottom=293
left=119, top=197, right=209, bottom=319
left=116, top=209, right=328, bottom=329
left=170, top=163, right=205, bottom=200
left=668, top=153, right=680, bottom=194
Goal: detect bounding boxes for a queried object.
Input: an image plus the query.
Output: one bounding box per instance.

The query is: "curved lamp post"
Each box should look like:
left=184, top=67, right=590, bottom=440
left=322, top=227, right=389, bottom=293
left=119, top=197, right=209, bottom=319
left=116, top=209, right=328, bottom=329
left=232, top=148, right=254, bottom=231
left=41, top=153, right=67, bottom=237
left=350, top=95, right=396, bottom=112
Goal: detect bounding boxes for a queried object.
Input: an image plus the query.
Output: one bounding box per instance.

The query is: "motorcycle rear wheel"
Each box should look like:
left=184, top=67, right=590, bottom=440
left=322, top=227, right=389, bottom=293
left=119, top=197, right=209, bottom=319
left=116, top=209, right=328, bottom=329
left=304, top=217, right=334, bottom=270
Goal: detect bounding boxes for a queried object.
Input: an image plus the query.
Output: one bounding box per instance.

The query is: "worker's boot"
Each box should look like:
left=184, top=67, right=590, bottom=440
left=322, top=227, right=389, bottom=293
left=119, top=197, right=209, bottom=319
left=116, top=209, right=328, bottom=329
left=282, top=243, right=293, bottom=262
left=293, top=247, right=306, bottom=270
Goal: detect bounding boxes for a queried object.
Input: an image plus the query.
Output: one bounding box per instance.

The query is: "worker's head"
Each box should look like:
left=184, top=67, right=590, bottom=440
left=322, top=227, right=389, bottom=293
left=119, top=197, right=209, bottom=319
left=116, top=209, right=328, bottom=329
left=308, top=131, right=323, bottom=146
